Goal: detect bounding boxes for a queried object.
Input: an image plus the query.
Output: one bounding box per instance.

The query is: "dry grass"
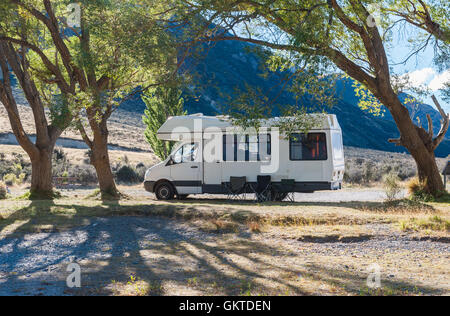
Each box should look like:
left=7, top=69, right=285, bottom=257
left=399, top=216, right=450, bottom=233
left=1, top=194, right=448, bottom=296
left=0, top=192, right=448, bottom=238
left=0, top=176, right=449, bottom=297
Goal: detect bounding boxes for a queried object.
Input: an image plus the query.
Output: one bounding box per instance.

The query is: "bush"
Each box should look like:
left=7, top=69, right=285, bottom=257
left=73, top=165, right=97, bottom=185
left=406, top=177, right=435, bottom=201
left=0, top=153, right=31, bottom=184
left=407, top=177, right=422, bottom=195
left=383, top=172, right=402, bottom=201
left=344, top=168, right=364, bottom=184
left=3, top=173, right=26, bottom=186
left=52, top=147, right=70, bottom=177
left=135, top=164, right=148, bottom=182
left=115, top=165, right=140, bottom=183
left=0, top=181, right=7, bottom=199
left=3, top=173, right=16, bottom=186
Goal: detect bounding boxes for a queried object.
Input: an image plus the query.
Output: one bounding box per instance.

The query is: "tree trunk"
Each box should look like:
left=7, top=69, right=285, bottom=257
left=89, top=129, right=119, bottom=199
left=411, top=148, right=445, bottom=195
left=30, top=147, right=54, bottom=198
left=385, top=95, right=445, bottom=196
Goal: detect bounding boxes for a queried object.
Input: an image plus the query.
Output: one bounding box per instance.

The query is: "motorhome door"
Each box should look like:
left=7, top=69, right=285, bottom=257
left=170, top=143, right=202, bottom=194
left=203, top=132, right=223, bottom=187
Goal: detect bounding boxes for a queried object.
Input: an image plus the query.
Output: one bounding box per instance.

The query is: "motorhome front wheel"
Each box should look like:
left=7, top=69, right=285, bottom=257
left=155, top=182, right=175, bottom=200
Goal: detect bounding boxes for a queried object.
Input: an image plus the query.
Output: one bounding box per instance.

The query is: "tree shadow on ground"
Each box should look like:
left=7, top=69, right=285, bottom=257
left=0, top=201, right=314, bottom=295
left=303, top=263, right=444, bottom=296
left=165, top=197, right=437, bottom=215
left=0, top=200, right=444, bottom=296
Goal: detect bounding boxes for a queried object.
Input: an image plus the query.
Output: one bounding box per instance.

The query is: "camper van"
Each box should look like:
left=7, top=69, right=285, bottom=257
left=144, top=114, right=345, bottom=200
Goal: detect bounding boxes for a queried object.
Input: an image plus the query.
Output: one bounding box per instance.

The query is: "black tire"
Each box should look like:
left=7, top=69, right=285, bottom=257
left=155, top=182, right=175, bottom=200
left=177, top=194, right=189, bottom=200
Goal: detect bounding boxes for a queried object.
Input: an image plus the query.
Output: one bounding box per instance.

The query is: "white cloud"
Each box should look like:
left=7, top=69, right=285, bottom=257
left=429, top=69, right=450, bottom=91
left=400, top=68, right=450, bottom=93
left=402, top=68, right=436, bottom=87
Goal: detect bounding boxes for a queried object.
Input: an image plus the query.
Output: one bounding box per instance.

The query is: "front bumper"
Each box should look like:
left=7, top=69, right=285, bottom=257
left=144, top=181, right=156, bottom=193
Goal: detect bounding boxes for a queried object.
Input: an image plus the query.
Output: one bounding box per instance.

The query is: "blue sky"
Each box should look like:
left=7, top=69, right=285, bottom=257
left=233, top=18, right=449, bottom=113
left=388, top=24, right=449, bottom=112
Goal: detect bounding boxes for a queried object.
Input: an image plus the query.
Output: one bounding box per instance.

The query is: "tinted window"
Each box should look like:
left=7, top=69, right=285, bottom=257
left=290, top=133, right=327, bottom=161
left=223, top=134, right=272, bottom=162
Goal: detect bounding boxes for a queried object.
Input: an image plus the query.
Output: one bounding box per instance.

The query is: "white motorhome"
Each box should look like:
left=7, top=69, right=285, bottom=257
left=144, top=114, right=345, bottom=200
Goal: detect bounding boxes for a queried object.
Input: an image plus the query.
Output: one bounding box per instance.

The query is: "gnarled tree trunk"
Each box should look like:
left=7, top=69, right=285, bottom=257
left=90, top=132, right=119, bottom=199
left=30, top=146, right=55, bottom=197
left=386, top=95, right=448, bottom=195
left=0, top=42, right=66, bottom=199
left=79, top=111, right=119, bottom=200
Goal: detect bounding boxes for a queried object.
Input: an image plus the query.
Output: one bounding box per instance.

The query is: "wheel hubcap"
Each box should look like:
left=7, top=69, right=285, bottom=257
left=160, top=187, right=169, bottom=198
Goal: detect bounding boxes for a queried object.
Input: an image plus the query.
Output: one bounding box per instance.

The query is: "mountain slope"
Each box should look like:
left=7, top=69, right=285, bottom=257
left=121, top=39, right=449, bottom=157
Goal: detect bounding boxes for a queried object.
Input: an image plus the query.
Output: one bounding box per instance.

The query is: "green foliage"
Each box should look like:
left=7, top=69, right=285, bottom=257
left=383, top=171, right=402, bottom=201
left=142, top=85, right=186, bottom=160
left=226, top=83, right=328, bottom=136
left=352, top=80, right=385, bottom=116
left=20, top=189, right=62, bottom=201
left=406, top=177, right=447, bottom=202
left=2, top=173, right=25, bottom=186
left=0, top=181, right=7, bottom=200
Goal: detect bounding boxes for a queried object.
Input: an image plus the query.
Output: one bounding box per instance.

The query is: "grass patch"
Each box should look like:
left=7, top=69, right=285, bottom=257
left=18, top=190, right=62, bottom=201
left=246, top=220, right=263, bottom=233
left=110, top=275, right=162, bottom=296
left=359, top=286, right=423, bottom=296
left=399, top=215, right=450, bottom=232
left=359, top=199, right=436, bottom=214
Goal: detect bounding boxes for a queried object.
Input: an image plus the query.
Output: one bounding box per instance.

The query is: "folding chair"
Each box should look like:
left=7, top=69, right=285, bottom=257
left=253, top=175, right=272, bottom=202
left=280, top=179, right=295, bottom=202
left=272, top=179, right=295, bottom=202
left=224, top=176, right=247, bottom=200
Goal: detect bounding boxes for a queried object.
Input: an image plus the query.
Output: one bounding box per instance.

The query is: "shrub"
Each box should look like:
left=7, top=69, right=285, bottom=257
left=83, top=150, right=92, bottom=164
left=406, top=177, right=434, bottom=201
left=135, top=164, right=148, bottom=182
left=0, top=181, right=7, bottom=199
left=73, top=165, right=97, bottom=185
left=52, top=147, right=70, bottom=177
left=383, top=172, right=402, bottom=201
left=407, top=177, right=422, bottom=195
left=3, top=173, right=16, bottom=186
left=362, top=161, right=375, bottom=183
left=344, top=169, right=363, bottom=184
left=115, top=165, right=140, bottom=183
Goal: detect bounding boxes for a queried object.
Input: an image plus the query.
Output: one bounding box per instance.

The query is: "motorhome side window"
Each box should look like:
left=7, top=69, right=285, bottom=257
left=173, top=143, right=197, bottom=164
left=222, top=134, right=271, bottom=161
left=289, top=133, right=327, bottom=161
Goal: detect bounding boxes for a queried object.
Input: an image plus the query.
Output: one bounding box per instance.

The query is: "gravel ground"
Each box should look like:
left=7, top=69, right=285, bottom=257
left=0, top=216, right=448, bottom=296
left=0, top=217, right=216, bottom=296
left=120, top=187, right=407, bottom=203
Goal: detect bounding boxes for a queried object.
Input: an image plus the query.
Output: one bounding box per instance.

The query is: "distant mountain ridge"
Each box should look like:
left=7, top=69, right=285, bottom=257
left=4, top=36, right=448, bottom=157
left=121, top=39, right=449, bottom=157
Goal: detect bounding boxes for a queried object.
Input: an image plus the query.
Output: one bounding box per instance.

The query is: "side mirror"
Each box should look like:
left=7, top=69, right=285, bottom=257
left=166, top=155, right=174, bottom=166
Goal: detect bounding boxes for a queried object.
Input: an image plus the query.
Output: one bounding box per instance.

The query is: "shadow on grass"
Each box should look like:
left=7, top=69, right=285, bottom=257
left=165, top=197, right=437, bottom=215
left=304, top=263, right=442, bottom=296
left=0, top=200, right=313, bottom=295
left=0, top=198, right=445, bottom=296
